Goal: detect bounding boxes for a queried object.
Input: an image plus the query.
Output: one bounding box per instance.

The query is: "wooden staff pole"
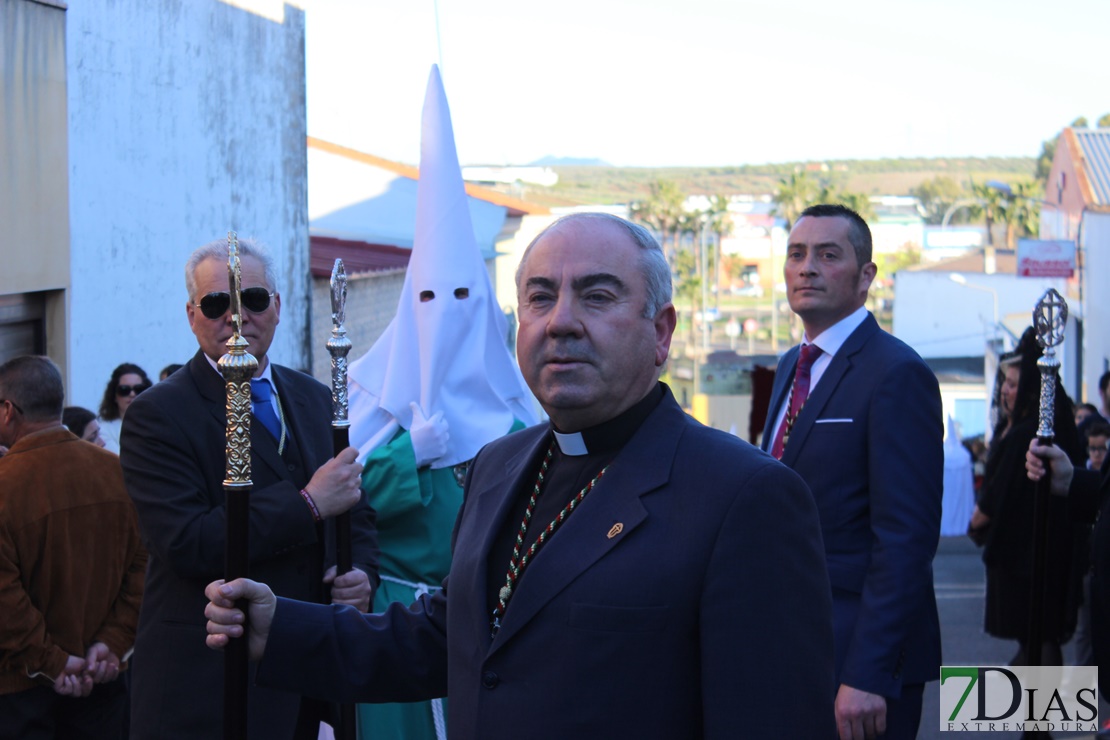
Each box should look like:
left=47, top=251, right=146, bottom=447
left=327, top=259, right=356, bottom=740
left=219, top=232, right=257, bottom=740
left=1027, top=288, right=1066, bottom=670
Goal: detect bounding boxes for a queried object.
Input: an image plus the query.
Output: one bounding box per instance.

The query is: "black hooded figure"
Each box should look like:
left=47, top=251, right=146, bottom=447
left=973, top=326, right=1085, bottom=665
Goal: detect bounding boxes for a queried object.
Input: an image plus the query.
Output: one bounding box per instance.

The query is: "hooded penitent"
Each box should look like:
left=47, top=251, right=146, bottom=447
left=347, top=64, right=537, bottom=468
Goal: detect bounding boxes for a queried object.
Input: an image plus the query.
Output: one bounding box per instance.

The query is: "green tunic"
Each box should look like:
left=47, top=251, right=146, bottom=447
left=357, top=420, right=523, bottom=740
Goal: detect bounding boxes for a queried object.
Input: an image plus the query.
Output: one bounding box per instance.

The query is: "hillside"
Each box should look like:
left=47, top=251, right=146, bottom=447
left=516, top=156, right=1037, bottom=207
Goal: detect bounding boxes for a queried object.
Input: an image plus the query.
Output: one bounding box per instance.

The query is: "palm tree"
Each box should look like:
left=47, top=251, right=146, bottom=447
left=629, top=179, right=685, bottom=256
left=968, top=180, right=1007, bottom=247
left=772, top=172, right=819, bottom=231
left=1001, top=180, right=1043, bottom=247
left=706, top=195, right=733, bottom=308
left=678, top=210, right=705, bottom=281
left=652, top=180, right=686, bottom=255
left=836, top=191, right=876, bottom=223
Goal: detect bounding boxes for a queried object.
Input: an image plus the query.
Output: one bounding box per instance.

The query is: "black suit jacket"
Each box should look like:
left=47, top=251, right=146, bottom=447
left=1068, top=465, right=1110, bottom=696
left=121, top=350, right=379, bottom=739
left=257, top=388, right=837, bottom=738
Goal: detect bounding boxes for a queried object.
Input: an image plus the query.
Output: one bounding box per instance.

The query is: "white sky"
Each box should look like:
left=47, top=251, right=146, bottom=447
left=303, top=0, right=1110, bottom=168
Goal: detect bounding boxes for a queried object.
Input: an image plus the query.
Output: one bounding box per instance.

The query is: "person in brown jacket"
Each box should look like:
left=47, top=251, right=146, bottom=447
left=0, top=355, right=146, bottom=738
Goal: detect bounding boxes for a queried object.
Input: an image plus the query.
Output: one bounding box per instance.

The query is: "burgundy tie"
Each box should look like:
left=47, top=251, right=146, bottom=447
left=771, top=343, right=824, bottom=459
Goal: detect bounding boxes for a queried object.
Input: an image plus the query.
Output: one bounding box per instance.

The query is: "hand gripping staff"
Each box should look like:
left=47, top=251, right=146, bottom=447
left=327, top=259, right=357, bottom=740
left=219, top=232, right=257, bottom=740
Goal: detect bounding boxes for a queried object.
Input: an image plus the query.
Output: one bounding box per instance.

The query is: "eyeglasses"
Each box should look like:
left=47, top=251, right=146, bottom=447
left=194, top=288, right=275, bottom=320
left=116, top=384, right=149, bottom=397
left=1088, top=445, right=1108, bottom=454
left=0, top=398, right=23, bottom=415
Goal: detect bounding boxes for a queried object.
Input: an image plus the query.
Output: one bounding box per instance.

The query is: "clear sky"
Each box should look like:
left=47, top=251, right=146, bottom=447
left=304, top=0, right=1110, bottom=168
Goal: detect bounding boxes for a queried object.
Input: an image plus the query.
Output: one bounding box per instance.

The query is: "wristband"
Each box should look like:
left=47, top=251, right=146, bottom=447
left=299, top=488, right=322, bottom=522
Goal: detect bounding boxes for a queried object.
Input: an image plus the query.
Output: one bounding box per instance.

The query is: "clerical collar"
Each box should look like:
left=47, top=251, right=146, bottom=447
left=551, top=383, right=665, bottom=456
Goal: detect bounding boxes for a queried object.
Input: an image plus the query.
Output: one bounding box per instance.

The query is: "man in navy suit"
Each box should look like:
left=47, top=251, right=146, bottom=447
left=205, top=213, right=837, bottom=739
left=761, top=204, right=943, bottom=740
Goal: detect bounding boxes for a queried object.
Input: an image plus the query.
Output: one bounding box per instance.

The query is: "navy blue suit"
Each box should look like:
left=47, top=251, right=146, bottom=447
left=257, top=388, right=837, bottom=739
left=761, top=314, right=943, bottom=726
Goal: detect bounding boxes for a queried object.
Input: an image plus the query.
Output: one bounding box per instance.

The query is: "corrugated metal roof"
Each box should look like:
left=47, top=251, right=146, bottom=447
left=1075, top=128, right=1110, bottom=206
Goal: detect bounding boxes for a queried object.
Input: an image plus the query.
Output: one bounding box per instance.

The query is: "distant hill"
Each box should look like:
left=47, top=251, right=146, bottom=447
left=529, top=155, right=612, bottom=167
left=514, top=156, right=1038, bottom=206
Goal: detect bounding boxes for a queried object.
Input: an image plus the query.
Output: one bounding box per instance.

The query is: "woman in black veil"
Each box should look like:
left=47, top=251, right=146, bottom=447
left=969, top=326, right=1085, bottom=664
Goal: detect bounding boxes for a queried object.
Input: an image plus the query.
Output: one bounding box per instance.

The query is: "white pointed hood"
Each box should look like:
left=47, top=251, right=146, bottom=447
left=347, top=64, right=537, bottom=467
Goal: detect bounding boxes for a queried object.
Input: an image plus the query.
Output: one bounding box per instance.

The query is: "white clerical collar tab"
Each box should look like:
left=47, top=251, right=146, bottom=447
left=553, top=430, right=588, bottom=456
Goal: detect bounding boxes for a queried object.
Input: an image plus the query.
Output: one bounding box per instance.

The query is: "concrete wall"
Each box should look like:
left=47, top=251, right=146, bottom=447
left=309, top=268, right=406, bottom=383
left=65, top=0, right=308, bottom=409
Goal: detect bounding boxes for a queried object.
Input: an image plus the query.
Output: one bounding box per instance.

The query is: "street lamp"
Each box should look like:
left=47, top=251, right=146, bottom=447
left=942, top=197, right=996, bottom=274
left=949, top=273, right=1000, bottom=339
left=941, top=198, right=984, bottom=229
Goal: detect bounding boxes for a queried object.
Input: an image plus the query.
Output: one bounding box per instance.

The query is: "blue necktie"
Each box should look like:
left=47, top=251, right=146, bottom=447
left=250, top=379, right=282, bottom=441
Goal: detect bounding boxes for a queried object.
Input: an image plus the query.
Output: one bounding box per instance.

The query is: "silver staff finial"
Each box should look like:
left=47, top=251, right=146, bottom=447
left=327, top=259, right=352, bottom=426
left=330, top=259, right=347, bottom=327
left=1033, top=288, right=1067, bottom=351
left=1033, top=288, right=1068, bottom=441
left=227, top=232, right=244, bottom=340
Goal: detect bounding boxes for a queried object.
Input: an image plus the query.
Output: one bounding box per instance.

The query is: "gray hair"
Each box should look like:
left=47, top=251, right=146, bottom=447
left=515, top=213, right=672, bottom=318
left=185, top=236, right=278, bottom=300
left=0, top=355, right=64, bottom=423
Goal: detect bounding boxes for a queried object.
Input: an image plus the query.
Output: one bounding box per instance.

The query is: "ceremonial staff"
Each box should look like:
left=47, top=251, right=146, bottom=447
left=219, top=233, right=257, bottom=740
left=1027, top=288, right=1067, bottom=671
left=327, top=259, right=356, bottom=740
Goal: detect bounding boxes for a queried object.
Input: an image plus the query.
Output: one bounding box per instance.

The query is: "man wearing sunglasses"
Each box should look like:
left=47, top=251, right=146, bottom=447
left=119, top=238, right=380, bottom=740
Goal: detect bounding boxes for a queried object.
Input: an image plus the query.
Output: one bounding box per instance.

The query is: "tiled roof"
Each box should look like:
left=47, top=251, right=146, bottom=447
left=1073, top=128, right=1110, bottom=207
left=310, top=236, right=410, bottom=278
left=909, top=248, right=1016, bottom=274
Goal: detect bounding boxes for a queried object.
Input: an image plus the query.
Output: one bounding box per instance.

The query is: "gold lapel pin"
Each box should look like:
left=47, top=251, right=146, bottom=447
left=607, top=523, right=623, bottom=539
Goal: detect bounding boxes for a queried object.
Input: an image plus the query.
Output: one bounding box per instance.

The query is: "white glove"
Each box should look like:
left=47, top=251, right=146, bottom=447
left=409, top=402, right=449, bottom=467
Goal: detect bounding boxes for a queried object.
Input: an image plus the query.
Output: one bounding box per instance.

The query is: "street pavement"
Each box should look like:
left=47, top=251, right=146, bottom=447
left=920, top=535, right=1104, bottom=739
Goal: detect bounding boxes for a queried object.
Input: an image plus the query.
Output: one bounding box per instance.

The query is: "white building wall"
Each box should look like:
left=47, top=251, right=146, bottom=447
left=1081, top=212, right=1110, bottom=401
left=66, top=1, right=308, bottom=409
left=893, top=271, right=1067, bottom=360
left=871, top=221, right=924, bottom=254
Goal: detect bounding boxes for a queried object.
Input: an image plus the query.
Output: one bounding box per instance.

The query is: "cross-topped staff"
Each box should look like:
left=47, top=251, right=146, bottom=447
left=1027, top=288, right=1067, bottom=672
left=218, top=232, right=257, bottom=740
left=326, top=259, right=356, bottom=740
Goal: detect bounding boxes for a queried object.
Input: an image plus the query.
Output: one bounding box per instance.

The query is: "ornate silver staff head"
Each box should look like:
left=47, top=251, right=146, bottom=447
left=218, top=231, right=258, bottom=486
left=327, top=259, right=352, bottom=427
left=1033, top=288, right=1067, bottom=441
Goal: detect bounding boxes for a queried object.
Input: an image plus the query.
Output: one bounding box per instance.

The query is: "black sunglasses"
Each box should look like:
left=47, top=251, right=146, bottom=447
left=116, top=384, right=149, bottom=397
left=194, top=288, right=274, bottom=320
